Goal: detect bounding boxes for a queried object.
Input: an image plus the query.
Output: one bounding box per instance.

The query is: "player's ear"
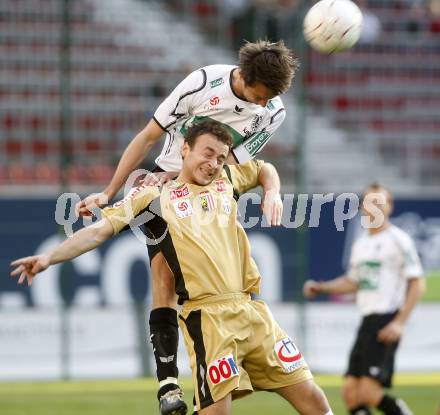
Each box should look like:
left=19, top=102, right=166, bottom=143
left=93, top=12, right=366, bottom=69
left=181, top=141, right=190, bottom=159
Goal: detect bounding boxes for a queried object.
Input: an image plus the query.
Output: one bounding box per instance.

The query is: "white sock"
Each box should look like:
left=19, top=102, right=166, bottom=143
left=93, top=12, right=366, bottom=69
left=159, top=377, right=178, bottom=389
left=324, top=410, right=334, bottom=415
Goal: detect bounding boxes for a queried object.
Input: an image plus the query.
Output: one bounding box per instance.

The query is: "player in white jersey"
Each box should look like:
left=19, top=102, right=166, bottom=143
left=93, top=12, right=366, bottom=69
left=74, top=40, right=299, bottom=415
left=303, top=184, right=425, bottom=415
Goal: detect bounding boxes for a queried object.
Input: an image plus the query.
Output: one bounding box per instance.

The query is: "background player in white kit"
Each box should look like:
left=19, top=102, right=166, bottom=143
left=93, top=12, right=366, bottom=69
left=303, top=183, right=425, bottom=415
left=75, top=40, right=299, bottom=414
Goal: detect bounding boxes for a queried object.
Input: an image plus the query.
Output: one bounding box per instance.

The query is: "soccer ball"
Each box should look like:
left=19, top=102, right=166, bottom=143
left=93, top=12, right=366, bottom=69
left=303, top=0, right=363, bottom=54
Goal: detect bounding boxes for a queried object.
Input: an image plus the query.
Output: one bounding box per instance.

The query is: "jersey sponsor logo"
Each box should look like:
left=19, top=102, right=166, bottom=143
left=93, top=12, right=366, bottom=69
left=112, top=184, right=147, bottom=208
left=169, top=186, right=190, bottom=201
left=266, top=100, right=275, bottom=110
left=220, top=193, right=231, bottom=215
left=173, top=199, right=193, bottom=218
left=251, top=114, right=263, bottom=132
left=198, top=191, right=215, bottom=211
left=214, top=179, right=227, bottom=193
left=233, top=105, right=244, bottom=114
left=208, top=354, right=239, bottom=385
left=209, top=96, right=220, bottom=106
left=275, top=337, right=304, bottom=373
left=244, top=130, right=271, bottom=154
left=210, top=77, right=224, bottom=88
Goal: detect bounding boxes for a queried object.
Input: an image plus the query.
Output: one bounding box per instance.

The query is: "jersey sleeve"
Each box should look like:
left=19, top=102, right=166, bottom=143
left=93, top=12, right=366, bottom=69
left=399, top=234, right=424, bottom=279
left=227, top=159, right=265, bottom=195
left=101, top=185, right=160, bottom=235
left=346, top=239, right=361, bottom=283
left=153, top=69, right=207, bottom=131
left=232, top=108, right=286, bottom=163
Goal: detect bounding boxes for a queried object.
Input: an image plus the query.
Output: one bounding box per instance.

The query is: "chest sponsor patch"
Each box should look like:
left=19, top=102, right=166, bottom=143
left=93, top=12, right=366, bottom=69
left=198, top=191, right=215, bottom=211
left=214, top=179, right=227, bottom=193
left=220, top=193, right=231, bottom=214
left=169, top=186, right=189, bottom=201
left=275, top=337, right=305, bottom=373
left=173, top=199, right=193, bottom=218
left=208, top=354, right=239, bottom=385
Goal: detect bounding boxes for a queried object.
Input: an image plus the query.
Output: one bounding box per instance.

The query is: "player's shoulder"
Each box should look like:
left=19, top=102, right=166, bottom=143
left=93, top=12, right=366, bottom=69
left=200, top=64, right=235, bottom=88
left=265, top=96, right=285, bottom=125
left=387, top=224, right=415, bottom=247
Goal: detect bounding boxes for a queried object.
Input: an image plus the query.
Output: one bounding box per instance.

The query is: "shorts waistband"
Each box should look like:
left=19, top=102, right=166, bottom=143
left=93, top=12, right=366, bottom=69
left=182, top=292, right=251, bottom=310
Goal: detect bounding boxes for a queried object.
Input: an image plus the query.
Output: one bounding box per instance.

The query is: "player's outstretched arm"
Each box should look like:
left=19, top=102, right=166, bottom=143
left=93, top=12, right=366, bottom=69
left=303, top=276, right=358, bottom=299
left=258, top=162, right=282, bottom=226
left=377, top=277, right=425, bottom=343
left=10, top=218, right=114, bottom=286
left=75, top=119, right=164, bottom=217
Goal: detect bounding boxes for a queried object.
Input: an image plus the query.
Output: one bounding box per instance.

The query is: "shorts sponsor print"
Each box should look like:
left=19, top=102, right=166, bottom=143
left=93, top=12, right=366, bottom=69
left=179, top=295, right=313, bottom=411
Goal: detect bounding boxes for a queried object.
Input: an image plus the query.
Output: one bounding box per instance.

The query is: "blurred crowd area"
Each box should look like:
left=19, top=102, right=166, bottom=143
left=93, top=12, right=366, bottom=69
left=1, top=0, right=440, bottom=194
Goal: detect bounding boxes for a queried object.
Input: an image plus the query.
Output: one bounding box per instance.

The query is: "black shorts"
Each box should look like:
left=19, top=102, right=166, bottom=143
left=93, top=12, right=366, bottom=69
left=145, top=165, right=165, bottom=261
left=345, top=312, right=399, bottom=387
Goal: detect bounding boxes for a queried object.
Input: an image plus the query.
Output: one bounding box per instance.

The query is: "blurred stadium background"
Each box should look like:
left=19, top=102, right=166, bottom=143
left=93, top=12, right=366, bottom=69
left=0, top=0, right=439, bottom=412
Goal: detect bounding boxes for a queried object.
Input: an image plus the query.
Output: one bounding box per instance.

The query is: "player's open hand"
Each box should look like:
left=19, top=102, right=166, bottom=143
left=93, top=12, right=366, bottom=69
left=10, top=254, right=51, bottom=286
left=377, top=320, right=404, bottom=343
left=142, top=171, right=178, bottom=187
left=303, top=280, right=321, bottom=298
left=261, top=189, right=283, bottom=226
left=75, top=192, right=109, bottom=218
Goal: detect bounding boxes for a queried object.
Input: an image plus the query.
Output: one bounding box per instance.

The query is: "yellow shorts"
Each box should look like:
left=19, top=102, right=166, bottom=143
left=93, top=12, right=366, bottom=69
left=178, top=293, right=313, bottom=411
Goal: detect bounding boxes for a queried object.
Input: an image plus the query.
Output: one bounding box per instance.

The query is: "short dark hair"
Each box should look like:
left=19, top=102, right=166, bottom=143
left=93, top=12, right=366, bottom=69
left=184, top=120, right=233, bottom=150
left=238, top=39, right=300, bottom=95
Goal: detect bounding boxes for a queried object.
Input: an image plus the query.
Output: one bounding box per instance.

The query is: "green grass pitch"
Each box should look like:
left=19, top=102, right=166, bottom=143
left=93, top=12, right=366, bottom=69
left=0, top=374, right=439, bottom=414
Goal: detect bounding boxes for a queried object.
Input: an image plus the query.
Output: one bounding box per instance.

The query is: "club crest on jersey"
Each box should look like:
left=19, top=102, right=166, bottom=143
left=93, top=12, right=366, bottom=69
left=173, top=199, right=193, bottom=218
left=208, top=354, right=239, bottom=385
left=169, top=186, right=189, bottom=201
left=251, top=114, right=263, bottom=132
left=274, top=337, right=304, bottom=373
left=214, top=179, right=227, bottom=193
left=198, top=191, right=215, bottom=211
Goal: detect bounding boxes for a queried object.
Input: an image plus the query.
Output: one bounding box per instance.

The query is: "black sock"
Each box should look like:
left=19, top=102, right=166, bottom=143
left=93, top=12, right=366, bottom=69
left=350, top=405, right=372, bottom=414
left=149, top=307, right=179, bottom=382
left=377, top=394, right=412, bottom=415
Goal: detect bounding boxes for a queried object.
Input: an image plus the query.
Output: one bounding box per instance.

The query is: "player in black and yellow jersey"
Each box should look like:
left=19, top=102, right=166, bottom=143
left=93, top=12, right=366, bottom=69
left=11, top=121, right=333, bottom=415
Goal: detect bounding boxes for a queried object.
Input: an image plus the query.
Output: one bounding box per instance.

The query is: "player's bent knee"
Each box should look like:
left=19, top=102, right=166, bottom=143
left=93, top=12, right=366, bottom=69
left=342, top=378, right=359, bottom=407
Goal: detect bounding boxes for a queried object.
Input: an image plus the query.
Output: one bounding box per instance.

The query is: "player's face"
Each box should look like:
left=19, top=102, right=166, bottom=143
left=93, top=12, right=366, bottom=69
left=242, top=82, right=275, bottom=107
left=361, top=188, right=393, bottom=221
left=182, top=134, right=229, bottom=186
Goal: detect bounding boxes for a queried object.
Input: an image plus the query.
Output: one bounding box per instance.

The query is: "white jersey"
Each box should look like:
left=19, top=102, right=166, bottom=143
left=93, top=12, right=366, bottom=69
left=153, top=64, right=286, bottom=171
left=347, top=225, right=424, bottom=316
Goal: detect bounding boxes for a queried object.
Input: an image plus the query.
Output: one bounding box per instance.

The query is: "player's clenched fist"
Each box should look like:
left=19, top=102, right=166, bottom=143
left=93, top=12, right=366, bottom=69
left=10, top=254, right=50, bottom=286
left=303, top=280, right=321, bottom=298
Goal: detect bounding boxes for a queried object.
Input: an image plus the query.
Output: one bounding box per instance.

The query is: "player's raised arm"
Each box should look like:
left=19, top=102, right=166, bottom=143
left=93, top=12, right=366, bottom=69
left=10, top=218, right=114, bottom=286
left=75, top=119, right=164, bottom=217
left=228, top=160, right=283, bottom=226
left=257, top=162, right=282, bottom=226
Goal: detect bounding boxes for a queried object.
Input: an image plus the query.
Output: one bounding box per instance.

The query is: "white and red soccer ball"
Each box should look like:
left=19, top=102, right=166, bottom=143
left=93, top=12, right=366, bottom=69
left=303, top=0, right=363, bottom=54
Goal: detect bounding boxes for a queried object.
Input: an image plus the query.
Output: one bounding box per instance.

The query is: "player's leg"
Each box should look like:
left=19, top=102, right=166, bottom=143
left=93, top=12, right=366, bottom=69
left=358, top=376, right=413, bottom=415
left=357, top=314, right=412, bottom=415
left=149, top=251, right=186, bottom=415
left=342, top=376, right=371, bottom=415
left=275, top=379, right=332, bottom=415
left=197, top=394, right=232, bottom=415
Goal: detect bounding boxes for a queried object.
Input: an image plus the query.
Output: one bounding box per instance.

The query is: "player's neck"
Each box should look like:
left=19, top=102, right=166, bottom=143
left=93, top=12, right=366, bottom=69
left=231, top=69, right=246, bottom=100
left=368, top=221, right=390, bottom=235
